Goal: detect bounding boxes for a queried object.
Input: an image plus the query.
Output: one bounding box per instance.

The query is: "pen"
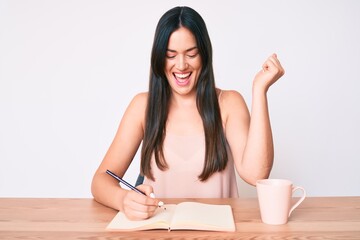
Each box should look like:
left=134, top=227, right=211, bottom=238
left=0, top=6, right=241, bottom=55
left=106, top=169, right=146, bottom=195
left=106, top=169, right=164, bottom=207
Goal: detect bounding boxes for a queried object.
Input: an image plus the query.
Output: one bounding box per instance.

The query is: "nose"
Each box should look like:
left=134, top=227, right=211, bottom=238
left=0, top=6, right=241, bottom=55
left=176, top=55, right=188, bottom=71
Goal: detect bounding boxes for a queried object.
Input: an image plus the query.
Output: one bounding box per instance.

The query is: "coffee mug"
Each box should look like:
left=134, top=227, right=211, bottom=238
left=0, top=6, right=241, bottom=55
left=256, top=179, right=306, bottom=225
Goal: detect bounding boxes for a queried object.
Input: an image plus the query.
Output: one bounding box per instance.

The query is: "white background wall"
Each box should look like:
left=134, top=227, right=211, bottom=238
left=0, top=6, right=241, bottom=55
left=1, top=0, right=359, bottom=198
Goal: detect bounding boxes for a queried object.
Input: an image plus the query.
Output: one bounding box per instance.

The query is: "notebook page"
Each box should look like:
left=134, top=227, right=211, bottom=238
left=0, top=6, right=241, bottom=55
left=106, top=204, right=177, bottom=231
left=170, top=202, right=235, bottom=231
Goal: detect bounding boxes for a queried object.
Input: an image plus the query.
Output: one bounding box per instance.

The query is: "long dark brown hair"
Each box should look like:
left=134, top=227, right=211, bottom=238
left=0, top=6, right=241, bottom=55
left=141, top=6, right=228, bottom=181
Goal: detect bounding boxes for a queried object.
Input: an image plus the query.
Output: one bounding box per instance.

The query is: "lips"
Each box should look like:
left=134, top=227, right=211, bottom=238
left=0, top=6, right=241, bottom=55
left=173, top=72, right=192, bottom=86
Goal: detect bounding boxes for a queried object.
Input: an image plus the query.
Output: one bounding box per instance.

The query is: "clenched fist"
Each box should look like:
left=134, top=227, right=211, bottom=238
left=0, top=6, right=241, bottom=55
left=253, top=53, right=285, bottom=93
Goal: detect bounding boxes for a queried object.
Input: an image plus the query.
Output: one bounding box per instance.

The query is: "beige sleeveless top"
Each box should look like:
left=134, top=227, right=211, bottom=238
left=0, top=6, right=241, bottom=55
left=143, top=92, right=239, bottom=198
left=143, top=133, right=239, bottom=198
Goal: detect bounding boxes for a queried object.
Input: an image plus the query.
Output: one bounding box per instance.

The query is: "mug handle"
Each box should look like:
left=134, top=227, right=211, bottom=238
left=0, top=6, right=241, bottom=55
left=288, top=186, right=306, bottom=217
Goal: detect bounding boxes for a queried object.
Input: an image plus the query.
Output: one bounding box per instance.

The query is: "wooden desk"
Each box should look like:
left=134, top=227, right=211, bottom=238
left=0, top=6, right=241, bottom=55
left=0, top=197, right=359, bottom=239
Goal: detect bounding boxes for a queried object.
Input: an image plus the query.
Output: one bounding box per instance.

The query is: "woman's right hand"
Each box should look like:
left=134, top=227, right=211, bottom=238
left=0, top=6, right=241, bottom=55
left=120, top=184, right=162, bottom=221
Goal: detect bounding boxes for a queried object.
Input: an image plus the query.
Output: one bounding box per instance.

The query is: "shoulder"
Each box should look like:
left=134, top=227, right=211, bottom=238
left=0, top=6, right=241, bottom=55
left=128, top=92, right=148, bottom=110
left=124, top=92, right=148, bottom=122
left=218, top=89, right=247, bottom=108
left=217, top=88, right=249, bottom=124
left=119, top=92, right=149, bottom=133
left=132, top=92, right=148, bottom=102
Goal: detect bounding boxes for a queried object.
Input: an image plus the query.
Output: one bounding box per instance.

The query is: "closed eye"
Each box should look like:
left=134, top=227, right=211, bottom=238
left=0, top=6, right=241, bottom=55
left=187, top=48, right=199, bottom=58
left=166, top=50, right=176, bottom=59
left=187, top=53, right=198, bottom=58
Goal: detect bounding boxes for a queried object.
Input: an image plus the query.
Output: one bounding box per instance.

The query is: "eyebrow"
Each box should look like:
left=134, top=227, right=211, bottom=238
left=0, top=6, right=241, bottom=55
left=166, top=46, right=198, bottom=53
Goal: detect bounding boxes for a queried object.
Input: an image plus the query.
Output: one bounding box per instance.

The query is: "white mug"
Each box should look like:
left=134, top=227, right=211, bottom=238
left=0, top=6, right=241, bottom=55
left=256, top=179, right=306, bottom=225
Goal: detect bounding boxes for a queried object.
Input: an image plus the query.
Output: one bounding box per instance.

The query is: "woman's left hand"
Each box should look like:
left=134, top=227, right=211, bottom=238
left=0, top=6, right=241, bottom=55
left=253, top=53, right=285, bottom=93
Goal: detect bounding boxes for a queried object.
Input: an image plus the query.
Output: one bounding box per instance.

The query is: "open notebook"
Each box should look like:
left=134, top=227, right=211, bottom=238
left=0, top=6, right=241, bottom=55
left=106, top=202, right=236, bottom=232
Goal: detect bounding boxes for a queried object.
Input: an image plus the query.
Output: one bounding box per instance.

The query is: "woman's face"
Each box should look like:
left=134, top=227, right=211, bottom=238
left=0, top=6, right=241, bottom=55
left=165, top=27, right=202, bottom=96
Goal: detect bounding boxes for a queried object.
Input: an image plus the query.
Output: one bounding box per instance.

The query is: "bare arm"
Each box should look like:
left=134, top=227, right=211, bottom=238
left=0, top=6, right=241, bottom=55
left=225, top=54, right=285, bottom=185
left=91, top=93, right=160, bottom=220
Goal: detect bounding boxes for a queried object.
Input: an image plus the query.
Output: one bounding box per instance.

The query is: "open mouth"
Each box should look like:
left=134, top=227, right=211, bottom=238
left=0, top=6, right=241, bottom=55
left=173, top=72, right=192, bottom=85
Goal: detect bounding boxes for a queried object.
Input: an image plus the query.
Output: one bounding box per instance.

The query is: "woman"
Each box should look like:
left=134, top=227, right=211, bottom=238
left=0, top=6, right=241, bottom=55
left=91, top=6, right=284, bottom=220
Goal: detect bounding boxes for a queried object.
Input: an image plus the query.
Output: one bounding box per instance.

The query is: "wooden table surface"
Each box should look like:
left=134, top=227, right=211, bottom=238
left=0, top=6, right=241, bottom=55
left=0, top=197, right=359, bottom=239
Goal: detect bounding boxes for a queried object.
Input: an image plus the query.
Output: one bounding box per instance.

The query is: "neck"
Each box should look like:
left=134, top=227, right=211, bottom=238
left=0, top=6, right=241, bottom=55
left=170, top=91, right=197, bottom=108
